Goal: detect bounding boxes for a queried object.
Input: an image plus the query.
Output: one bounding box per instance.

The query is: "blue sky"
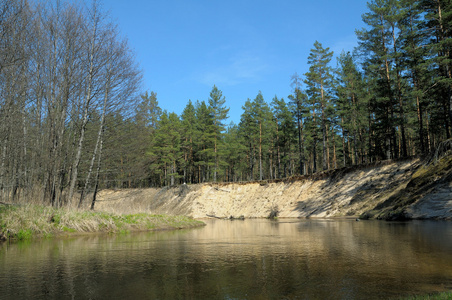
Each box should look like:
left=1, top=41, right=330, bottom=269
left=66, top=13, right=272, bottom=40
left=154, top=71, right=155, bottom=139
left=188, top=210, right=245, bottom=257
left=102, top=0, right=369, bottom=124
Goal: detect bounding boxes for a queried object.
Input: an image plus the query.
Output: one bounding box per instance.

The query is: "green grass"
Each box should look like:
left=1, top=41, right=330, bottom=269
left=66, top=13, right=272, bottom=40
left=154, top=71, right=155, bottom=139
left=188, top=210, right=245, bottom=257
left=0, top=204, right=204, bottom=241
left=16, top=229, right=33, bottom=240
left=400, top=292, right=452, bottom=300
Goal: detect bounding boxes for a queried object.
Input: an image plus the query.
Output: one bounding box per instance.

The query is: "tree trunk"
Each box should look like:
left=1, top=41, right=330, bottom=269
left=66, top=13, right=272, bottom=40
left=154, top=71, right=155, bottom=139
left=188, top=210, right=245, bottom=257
left=341, top=117, right=347, bottom=167
left=391, top=25, right=407, bottom=157
left=81, top=78, right=110, bottom=208
left=68, top=11, right=99, bottom=205
left=276, top=118, right=281, bottom=178
left=259, top=121, right=263, bottom=181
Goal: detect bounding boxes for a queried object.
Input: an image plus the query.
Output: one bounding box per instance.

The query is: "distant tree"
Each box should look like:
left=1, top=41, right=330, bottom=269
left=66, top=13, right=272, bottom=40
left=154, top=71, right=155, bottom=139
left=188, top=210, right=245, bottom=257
left=288, top=74, right=307, bottom=175
left=148, top=111, right=182, bottom=186
left=136, top=91, right=161, bottom=129
left=304, top=41, right=335, bottom=171
left=271, top=96, right=296, bottom=178
left=195, top=100, right=213, bottom=182
left=181, top=100, right=197, bottom=183
left=208, top=85, right=229, bottom=182
left=336, top=51, right=368, bottom=166
left=123, top=91, right=161, bottom=186
left=239, top=99, right=256, bottom=180
left=223, top=123, right=247, bottom=182
left=239, top=92, right=272, bottom=180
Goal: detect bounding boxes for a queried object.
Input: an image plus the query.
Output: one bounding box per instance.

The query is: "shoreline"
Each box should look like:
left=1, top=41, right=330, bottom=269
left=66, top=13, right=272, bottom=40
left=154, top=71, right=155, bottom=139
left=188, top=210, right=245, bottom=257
left=94, top=155, right=452, bottom=220
left=0, top=204, right=205, bottom=242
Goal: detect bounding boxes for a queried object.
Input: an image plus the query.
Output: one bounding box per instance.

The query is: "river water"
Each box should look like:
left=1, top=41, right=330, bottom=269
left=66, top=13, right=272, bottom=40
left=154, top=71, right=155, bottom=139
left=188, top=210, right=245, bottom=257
left=1, top=219, right=452, bottom=299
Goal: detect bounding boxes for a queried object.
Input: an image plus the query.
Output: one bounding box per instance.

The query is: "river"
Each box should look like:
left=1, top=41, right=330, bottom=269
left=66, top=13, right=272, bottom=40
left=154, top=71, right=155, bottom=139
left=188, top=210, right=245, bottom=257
left=1, top=219, right=452, bottom=299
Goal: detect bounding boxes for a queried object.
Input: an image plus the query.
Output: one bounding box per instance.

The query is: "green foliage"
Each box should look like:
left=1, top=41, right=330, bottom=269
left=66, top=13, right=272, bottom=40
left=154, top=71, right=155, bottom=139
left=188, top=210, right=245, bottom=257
left=93, top=0, right=452, bottom=188
left=272, top=95, right=297, bottom=177
left=181, top=100, right=198, bottom=183
left=304, top=41, right=335, bottom=172
left=224, top=123, right=247, bottom=181
left=239, top=92, right=273, bottom=180
left=62, top=226, right=76, bottom=233
left=136, top=91, right=162, bottom=129
left=336, top=51, right=369, bottom=166
left=16, top=229, right=33, bottom=241
left=148, top=111, right=183, bottom=186
left=208, top=85, right=230, bottom=182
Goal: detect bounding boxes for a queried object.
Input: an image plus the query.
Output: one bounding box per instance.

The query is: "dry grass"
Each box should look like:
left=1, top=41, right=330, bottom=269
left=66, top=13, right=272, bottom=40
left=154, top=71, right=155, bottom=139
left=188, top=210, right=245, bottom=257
left=0, top=204, right=204, bottom=241
left=92, top=189, right=160, bottom=214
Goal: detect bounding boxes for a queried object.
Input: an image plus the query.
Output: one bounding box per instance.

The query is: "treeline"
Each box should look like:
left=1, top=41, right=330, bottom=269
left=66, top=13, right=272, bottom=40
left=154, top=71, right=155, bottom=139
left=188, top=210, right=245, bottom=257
left=1, top=0, right=452, bottom=204
left=129, top=0, right=452, bottom=186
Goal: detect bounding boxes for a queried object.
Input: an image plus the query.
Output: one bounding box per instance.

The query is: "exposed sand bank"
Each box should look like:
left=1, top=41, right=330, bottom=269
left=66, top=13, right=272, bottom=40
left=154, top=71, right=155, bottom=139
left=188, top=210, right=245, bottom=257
left=95, top=157, right=452, bottom=220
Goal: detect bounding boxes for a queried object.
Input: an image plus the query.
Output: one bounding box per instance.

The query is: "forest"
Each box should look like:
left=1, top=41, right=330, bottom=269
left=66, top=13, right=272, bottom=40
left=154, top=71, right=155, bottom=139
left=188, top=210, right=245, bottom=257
left=1, top=0, right=451, bottom=208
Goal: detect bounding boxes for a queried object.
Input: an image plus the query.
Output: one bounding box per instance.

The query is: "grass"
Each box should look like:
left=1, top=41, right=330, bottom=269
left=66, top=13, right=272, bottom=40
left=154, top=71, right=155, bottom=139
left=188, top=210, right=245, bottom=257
left=400, top=292, right=452, bottom=300
left=0, top=204, right=205, bottom=241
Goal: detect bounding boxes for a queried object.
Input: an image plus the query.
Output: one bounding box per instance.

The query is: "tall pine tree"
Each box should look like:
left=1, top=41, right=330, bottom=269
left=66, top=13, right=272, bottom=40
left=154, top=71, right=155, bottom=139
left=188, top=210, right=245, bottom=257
left=208, top=85, right=229, bottom=182
left=304, top=41, right=335, bottom=171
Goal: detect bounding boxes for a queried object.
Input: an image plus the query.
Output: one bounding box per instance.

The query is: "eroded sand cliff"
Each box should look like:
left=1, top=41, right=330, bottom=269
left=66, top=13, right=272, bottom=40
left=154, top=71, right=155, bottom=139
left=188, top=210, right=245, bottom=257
left=95, top=156, right=452, bottom=220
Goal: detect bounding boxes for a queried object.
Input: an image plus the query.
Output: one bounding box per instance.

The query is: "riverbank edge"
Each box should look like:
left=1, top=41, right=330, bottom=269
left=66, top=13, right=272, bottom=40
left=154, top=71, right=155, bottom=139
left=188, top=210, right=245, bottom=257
left=400, top=291, right=452, bottom=300
left=0, top=204, right=205, bottom=242
left=94, top=154, right=452, bottom=220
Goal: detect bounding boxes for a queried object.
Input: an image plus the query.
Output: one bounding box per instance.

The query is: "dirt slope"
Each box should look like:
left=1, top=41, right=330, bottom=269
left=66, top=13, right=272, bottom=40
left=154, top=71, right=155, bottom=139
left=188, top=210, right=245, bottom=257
left=95, top=157, right=452, bottom=220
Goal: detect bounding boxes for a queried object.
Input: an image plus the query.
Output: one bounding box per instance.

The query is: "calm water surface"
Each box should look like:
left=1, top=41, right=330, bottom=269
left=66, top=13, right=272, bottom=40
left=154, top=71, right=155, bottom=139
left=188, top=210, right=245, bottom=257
left=1, top=219, right=452, bottom=299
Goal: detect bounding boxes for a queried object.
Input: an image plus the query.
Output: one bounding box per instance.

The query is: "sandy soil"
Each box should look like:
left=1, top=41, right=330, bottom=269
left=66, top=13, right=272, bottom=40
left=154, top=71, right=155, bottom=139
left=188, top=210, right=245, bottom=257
left=95, top=158, right=452, bottom=220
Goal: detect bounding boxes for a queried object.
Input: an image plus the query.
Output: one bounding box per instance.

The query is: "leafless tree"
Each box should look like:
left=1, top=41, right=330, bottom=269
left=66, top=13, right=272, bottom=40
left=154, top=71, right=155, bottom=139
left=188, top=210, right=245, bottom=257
left=0, top=0, right=141, bottom=206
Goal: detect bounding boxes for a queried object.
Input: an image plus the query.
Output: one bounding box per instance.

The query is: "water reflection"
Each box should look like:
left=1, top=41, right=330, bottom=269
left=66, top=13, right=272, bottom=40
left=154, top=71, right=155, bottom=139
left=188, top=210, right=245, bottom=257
left=1, top=219, right=452, bottom=299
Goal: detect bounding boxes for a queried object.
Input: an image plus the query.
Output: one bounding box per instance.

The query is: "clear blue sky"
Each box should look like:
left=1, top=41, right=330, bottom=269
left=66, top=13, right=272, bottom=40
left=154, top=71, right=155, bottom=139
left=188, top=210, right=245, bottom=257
left=102, top=0, right=369, bottom=124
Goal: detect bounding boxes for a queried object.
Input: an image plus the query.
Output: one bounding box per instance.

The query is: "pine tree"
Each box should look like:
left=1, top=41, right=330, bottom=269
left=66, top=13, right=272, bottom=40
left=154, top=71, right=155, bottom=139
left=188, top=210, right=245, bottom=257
left=254, top=92, right=273, bottom=180
left=223, top=123, right=247, bottom=182
left=239, top=99, right=256, bottom=180
left=208, top=85, right=229, bottom=182
left=420, top=0, right=452, bottom=140
left=387, top=0, right=409, bottom=157
left=195, top=100, right=213, bottom=182
left=181, top=100, right=197, bottom=183
left=356, top=0, right=398, bottom=160
left=131, top=91, right=161, bottom=185
left=304, top=41, right=335, bottom=171
left=136, top=91, right=162, bottom=129
left=399, top=0, right=430, bottom=154
left=288, top=74, right=307, bottom=175
left=336, top=51, right=368, bottom=165
left=271, top=96, right=296, bottom=178
left=239, top=92, right=272, bottom=180
left=148, top=111, right=182, bottom=186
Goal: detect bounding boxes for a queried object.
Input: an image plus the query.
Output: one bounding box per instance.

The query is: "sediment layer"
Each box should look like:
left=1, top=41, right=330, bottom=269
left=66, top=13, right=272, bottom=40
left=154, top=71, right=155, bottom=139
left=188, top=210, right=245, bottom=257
left=96, top=157, right=452, bottom=220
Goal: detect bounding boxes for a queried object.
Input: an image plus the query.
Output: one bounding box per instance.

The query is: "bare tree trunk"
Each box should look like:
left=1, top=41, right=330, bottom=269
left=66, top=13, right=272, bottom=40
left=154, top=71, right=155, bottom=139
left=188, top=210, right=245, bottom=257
left=80, top=86, right=109, bottom=207
left=70, top=4, right=100, bottom=206
left=90, top=126, right=104, bottom=210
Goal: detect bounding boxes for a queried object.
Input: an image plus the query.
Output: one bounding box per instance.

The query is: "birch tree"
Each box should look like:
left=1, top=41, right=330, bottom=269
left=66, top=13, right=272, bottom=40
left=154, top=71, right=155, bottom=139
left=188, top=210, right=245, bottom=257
left=68, top=0, right=106, bottom=204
